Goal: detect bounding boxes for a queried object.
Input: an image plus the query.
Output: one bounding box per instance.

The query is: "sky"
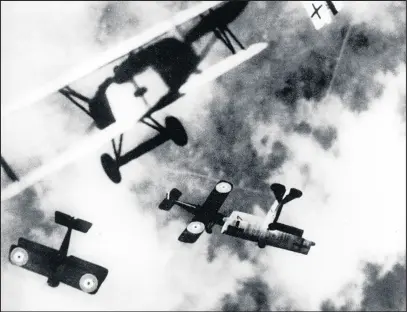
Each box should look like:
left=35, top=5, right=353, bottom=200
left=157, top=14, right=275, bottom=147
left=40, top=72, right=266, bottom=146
left=1, top=1, right=406, bottom=311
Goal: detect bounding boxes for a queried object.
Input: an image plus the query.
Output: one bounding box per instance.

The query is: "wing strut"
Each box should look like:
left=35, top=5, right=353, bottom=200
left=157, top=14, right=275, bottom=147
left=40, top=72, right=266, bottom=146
left=111, top=134, right=124, bottom=160
left=214, top=25, right=245, bottom=54
left=174, top=200, right=200, bottom=214
left=59, top=88, right=93, bottom=119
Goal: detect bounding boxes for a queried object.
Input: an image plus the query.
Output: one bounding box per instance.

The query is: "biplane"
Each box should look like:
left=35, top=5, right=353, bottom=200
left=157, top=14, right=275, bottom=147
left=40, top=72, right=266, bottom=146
left=302, top=1, right=344, bottom=30
left=1, top=1, right=268, bottom=201
left=159, top=181, right=315, bottom=255
left=221, top=183, right=315, bottom=254
left=159, top=180, right=233, bottom=243
left=9, top=211, right=108, bottom=294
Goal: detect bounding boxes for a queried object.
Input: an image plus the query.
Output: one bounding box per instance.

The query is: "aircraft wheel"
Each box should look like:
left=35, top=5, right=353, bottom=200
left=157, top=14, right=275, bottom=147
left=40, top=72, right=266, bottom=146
left=215, top=181, right=233, bottom=194
left=10, top=247, right=29, bottom=266
left=79, top=273, right=99, bottom=293
left=205, top=227, right=213, bottom=234
left=187, top=221, right=205, bottom=234
left=47, top=278, right=60, bottom=287
left=101, top=153, right=122, bottom=184
left=165, top=116, right=188, bottom=147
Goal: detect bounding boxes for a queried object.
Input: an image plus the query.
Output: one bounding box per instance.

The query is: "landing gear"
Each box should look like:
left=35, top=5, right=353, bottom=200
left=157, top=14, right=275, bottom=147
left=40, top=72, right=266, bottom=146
left=101, top=153, right=121, bottom=184
left=9, top=247, right=29, bottom=266
left=79, top=273, right=98, bottom=293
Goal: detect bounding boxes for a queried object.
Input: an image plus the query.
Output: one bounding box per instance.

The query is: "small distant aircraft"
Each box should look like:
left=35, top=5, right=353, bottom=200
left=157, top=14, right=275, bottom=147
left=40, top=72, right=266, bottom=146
left=159, top=180, right=233, bottom=243
left=221, top=183, right=315, bottom=254
left=9, top=211, right=108, bottom=294
left=159, top=181, right=315, bottom=255
left=1, top=1, right=268, bottom=202
left=302, top=1, right=343, bottom=30
left=311, top=4, right=323, bottom=19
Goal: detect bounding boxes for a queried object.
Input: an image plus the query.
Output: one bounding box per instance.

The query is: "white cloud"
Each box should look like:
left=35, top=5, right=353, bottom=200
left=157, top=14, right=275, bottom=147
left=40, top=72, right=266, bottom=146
left=254, top=64, right=406, bottom=310
left=342, top=1, right=406, bottom=34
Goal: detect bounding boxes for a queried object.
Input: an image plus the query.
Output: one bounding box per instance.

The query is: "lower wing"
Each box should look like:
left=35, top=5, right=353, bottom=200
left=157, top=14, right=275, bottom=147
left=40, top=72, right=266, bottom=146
left=9, top=238, right=57, bottom=278
left=58, top=256, right=109, bottom=294
left=178, top=216, right=207, bottom=244
left=9, top=238, right=108, bottom=294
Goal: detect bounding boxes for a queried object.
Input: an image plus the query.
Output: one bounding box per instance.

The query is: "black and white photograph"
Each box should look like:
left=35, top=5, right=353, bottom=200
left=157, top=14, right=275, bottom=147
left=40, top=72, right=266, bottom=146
left=1, top=1, right=406, bottom=311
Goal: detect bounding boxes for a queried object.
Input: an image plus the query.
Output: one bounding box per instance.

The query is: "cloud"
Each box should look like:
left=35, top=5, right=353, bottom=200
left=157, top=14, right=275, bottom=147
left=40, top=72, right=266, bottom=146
left=249, top=63, right=406, bottom=310
left=220, top=276, right=273, bottom=311
left=342, top=1, right=406, bottom=34
left=311, top=125, right=338, bottom=150
left=320, top=258, right=406, bottom=311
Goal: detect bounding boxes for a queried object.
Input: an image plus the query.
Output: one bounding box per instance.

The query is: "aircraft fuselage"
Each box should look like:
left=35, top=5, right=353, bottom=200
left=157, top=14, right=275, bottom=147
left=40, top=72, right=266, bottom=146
left=221, top=211, right=314, bottom=254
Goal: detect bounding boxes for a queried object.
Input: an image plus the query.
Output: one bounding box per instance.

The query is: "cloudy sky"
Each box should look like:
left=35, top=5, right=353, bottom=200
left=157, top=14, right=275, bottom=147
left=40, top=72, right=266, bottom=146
left=1, top=1, right=406, bottom=311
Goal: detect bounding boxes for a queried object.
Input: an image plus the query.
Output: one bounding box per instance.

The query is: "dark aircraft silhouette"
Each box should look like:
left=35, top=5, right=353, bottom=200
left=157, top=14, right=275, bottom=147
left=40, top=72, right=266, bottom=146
left=159, top=182, right=315, bottom=255
left=2, top=1, right=268, bottom=202
left=59, top=2, right=251, bottom=128
left=159, top=180, right=233, bottom=243
left=55, top=2, right=256, bottom=185
left=9, top=211, right=108, bottom=294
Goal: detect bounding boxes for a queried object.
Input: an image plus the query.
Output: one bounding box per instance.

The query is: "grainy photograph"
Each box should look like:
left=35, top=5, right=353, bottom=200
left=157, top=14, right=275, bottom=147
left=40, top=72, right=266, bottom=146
left=1, top=1, right=406, bottom=311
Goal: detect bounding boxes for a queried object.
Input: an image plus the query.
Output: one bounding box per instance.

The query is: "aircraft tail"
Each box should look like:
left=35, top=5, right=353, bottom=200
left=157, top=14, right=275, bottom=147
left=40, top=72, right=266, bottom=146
left=270, top=183, right=286, bottom=203
left=264, top=184, right=303, bottom=228
left=159, top=188, right=182, bottom=211
left=282, top=188, right=302, bottom=205
left=55, top=211, right=92, bottom=233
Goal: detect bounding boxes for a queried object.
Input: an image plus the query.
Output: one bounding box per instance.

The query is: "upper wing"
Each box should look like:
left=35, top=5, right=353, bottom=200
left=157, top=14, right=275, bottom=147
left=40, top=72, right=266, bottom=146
left=9, top=238, right=58, bottom=278
left=58, top=256, right=108, bottom=294
left=2, top=1, right=225, bottom=118
left=199, top=181, right=233, bottom=216
left=178, top=212, right=226, bottom=244
left=178, top=216, right=207, bottom=244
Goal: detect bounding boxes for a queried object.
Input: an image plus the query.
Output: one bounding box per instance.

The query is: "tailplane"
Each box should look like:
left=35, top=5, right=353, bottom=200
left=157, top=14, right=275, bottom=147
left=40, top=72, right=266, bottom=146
left=55, top=211, right=92, bottom=233
left=159, top=188, right=182, bottom=211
